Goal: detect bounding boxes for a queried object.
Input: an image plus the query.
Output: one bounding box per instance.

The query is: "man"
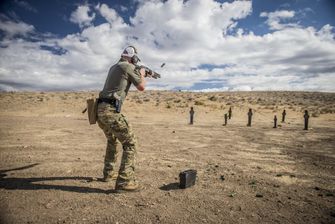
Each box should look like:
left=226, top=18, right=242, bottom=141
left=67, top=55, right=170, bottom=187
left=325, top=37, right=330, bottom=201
left=97, top=46, right=146, bottom=192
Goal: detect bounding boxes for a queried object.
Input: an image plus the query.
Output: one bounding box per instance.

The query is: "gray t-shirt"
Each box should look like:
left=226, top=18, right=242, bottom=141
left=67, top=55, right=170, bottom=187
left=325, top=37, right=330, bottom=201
left=99, top=58, right=142, bottom=101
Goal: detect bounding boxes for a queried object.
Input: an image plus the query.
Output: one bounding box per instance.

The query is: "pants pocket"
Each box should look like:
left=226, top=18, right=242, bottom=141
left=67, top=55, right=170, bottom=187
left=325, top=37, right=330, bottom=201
left=120, top=114, right=129, bottom=127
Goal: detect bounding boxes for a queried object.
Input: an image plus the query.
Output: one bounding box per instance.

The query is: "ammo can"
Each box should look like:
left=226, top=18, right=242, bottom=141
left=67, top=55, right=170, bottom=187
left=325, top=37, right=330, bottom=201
left=179, top=169, right=197, bottom=189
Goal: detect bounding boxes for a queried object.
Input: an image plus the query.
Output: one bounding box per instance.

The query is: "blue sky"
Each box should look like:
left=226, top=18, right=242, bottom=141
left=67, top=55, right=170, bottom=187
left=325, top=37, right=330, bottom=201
left=0, top=0, right=334, bottom=92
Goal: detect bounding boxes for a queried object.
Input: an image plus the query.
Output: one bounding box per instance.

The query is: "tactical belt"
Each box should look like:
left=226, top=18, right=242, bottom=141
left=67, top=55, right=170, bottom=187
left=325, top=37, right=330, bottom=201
left=97, top=98, right=121, bottom=113
left=97, top=98, right=116, bottom=105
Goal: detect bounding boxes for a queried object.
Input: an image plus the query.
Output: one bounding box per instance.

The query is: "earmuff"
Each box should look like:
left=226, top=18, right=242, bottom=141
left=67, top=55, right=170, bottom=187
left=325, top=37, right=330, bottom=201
left=128, top=45, right=140, bottom=64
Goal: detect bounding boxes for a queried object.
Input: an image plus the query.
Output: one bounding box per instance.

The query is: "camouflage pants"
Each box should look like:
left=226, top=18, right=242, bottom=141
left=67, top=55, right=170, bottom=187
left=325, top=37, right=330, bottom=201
left=97, top=102, right=137, bottom=183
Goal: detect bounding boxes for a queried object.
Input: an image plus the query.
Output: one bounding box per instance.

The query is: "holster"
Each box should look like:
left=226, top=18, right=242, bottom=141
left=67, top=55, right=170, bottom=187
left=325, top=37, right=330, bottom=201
left=97, top=98, right=122, bottom=113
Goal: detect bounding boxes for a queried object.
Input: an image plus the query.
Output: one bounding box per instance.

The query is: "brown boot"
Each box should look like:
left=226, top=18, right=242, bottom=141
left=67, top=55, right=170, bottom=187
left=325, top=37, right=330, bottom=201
left=115, top=180, right=140, bottom=192
left=102, top=172, right=118, bottom=182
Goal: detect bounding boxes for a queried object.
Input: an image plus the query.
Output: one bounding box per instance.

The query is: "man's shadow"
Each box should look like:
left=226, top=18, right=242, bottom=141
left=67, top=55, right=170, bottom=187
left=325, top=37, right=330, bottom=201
left=0, top=163, right=116, bottom=194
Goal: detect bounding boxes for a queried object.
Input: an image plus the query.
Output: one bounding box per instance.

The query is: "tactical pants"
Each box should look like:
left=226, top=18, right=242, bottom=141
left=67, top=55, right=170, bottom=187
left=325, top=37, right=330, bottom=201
left=97, top=102, right=137, bottom=183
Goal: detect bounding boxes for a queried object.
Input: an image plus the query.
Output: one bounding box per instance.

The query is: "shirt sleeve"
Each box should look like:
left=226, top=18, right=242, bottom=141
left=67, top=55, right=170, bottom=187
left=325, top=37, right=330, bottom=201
left=127, top=66, right=142, bottom=87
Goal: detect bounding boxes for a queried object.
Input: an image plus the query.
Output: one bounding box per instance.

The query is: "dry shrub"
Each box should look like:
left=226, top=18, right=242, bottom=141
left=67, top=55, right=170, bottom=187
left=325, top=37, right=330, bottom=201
left=312, top=111, right=320, bottom=117
left=176, top=103, right=188, bottom=108
left=166, top=97, right=175, bottom=101
left=320, top=107, right=332, bottom=114
left=208, top=95, right=218, bottom=101
left=264, top=106, right=274, bottom=110
left=194, top=100, right=205, bottom=106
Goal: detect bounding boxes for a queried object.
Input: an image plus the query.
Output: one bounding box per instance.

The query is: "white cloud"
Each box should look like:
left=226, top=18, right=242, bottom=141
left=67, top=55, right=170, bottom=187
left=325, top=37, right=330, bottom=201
left=260, top=10, right=298, bottom=30
left=70, top=5, right=96, bottom=28
left=96, top=3, right=124, bottom=26
left=0, top=0, right=335, bottom=92
left=130, top=0, right=251, bottom=50
left=191, top=87, right=229, bottom=92
left=0, top=19, right=34, bottom=37
left=120, top=6, right=128, bottom=12
left=317, top=24, right=335, bottom=41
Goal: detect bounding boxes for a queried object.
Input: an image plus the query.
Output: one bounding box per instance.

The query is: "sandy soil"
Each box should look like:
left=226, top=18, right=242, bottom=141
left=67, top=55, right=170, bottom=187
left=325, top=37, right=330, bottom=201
left=0, top=91, right=334, bottom=224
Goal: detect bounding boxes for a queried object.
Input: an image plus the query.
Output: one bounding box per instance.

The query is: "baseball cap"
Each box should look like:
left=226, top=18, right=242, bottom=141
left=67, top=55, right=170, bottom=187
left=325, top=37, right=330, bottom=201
left=121, top=46, right=140, bottom=61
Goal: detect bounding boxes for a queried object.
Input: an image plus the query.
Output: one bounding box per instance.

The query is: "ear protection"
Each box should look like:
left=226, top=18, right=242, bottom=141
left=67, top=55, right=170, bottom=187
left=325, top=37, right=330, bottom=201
left=128, top=45, right=138, bottom=54
left=122, top=45, right=140, bottom=65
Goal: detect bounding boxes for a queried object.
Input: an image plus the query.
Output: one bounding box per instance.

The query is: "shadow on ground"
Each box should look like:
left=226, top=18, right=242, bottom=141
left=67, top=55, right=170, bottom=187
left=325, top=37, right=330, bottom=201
left=159, top=182, right=180, bottom=191
left=0, top=164, right=116, bottom=194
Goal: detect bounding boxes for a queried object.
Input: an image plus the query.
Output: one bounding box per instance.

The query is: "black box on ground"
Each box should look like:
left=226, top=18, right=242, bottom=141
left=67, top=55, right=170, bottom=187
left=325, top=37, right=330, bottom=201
left=179, top=169, right=197, bottom=189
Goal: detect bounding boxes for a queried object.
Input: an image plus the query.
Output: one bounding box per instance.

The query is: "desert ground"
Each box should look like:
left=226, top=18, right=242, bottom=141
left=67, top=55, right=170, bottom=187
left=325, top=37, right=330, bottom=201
left=0, top=91, right=334, bottom=224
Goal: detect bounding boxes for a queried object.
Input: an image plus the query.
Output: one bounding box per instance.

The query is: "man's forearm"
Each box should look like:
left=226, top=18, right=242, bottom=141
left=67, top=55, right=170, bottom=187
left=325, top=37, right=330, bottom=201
left=136, top=72, right=146, bottom=91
